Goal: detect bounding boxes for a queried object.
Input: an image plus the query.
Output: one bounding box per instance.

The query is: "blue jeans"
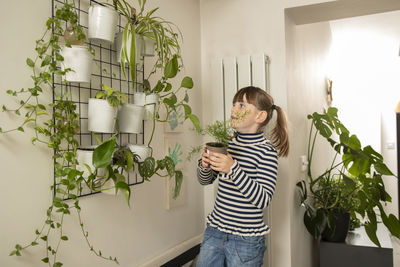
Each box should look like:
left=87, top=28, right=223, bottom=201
left=196, top=225, right=266, bottom=267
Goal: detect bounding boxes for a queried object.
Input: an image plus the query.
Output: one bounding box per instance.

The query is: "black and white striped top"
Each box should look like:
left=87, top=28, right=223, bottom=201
left=197, top=132, right=278, bottom=236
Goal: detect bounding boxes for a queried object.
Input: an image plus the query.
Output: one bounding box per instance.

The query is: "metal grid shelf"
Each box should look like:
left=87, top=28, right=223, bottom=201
left=52, top=0, right=145, bottom=199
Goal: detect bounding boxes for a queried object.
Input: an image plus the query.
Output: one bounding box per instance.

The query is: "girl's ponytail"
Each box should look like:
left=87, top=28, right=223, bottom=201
left=270, top=105, right=289, bottom=157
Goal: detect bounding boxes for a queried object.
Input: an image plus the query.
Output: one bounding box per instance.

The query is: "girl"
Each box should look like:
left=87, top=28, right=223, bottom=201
left=196, top=86, right=289, bottom=267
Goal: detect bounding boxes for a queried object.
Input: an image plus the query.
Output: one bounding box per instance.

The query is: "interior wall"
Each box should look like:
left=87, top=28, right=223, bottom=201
left=0, top=0, right=204, bottom=266
left=285, top=16, right=333, bottom=267
left=328, top=10, right=400, bottom=217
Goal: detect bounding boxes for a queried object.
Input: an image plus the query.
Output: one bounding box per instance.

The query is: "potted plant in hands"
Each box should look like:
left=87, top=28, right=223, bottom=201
left=187, top=120, right=234, bottom=161
left=297, top=107, right=400, bottom=247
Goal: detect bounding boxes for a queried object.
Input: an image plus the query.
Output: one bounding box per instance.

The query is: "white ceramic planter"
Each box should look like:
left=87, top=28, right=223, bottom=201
left=61, top=45, right=92, bottom=83
left=118, top=103, right=145, bottom=133
left=132, top=92, right=158, bottom=120
left=88, top=98, right=117, bottom=133
left=143, top=36, right=156, bottom=56
left=114, top=32, right=144, bottom=63
left=76, top=146, right=107, bottom=183
left=127, top=144, right=151, bottom=162
left=88, top=5, right=118, bottom=43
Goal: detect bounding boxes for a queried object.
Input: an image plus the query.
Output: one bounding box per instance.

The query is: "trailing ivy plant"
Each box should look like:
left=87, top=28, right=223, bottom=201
left=297, top=107, right=400, bottom=247
left=3, top=2, right=125, bottom=266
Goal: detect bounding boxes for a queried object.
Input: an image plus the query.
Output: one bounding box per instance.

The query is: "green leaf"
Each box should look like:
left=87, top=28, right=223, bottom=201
left=181, top=76, right=193, bottom=89
left=26, top=58, right=35, bottom=68
left=61, top=236, right=68, bottom=241
left=42, top=257, right=49, bottom=263
left=103, top=84, right=114, bottom=97
left=182, top=104, right=192, bottom=118
left=138, top=157, right=156, bottom=180
left=41, top=55, right=52, bottom=67
left=93, top=139, right=116, bottom=168
left=53, top=262, right=63, bottom=267
left=188, top=114, right=201, bottom=132
left=364, top=221, right=380, bottom=247
left=173, top=171, right=183, bottom=199
left=164, top=83, right=172, bottom=92
left=115, top=181, right=131, bottom=206
left=164, top=55, right=178, bottom=78
left=153, top=81, right=163, bottom=93
left=17, top=127, right=24, bottom=132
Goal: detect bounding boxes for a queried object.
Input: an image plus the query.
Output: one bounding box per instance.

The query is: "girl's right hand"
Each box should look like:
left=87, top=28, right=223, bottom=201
left=201, top=147, right=211, bottom=168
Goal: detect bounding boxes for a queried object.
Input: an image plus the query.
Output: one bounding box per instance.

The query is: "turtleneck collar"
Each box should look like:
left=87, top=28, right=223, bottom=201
left=234, top=131, right=266, bottom=145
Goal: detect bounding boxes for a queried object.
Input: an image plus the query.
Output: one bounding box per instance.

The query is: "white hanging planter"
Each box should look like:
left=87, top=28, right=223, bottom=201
left=114, top=32, right=144, bottom=64
left=127, top=144, right=151, bottom=162
left=88, top=98, right=117, bottom=133
left=118, top=103, right=145, bottom=133
left=132, top=92, right=158, bottom=120
left=60, top=45, right=92, bottom=83
left=88, top=5, right=118, bottom=43
left=143, top=36, right=156, bottom=56
left=77, top=146, right=119, bottom=195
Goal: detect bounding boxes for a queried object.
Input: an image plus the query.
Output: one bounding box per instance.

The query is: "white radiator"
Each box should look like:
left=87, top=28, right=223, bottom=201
left=210, top=54, right=270, bottom=122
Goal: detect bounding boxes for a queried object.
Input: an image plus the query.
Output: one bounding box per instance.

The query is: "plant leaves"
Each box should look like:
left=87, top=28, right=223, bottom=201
left=115, top=181, right=131, bottom=206
left=26, top=58, right=35, bottom=68
left=93, top=139, right=116, bottom=168
left=164, top=55, right=178, bottom=78
left=181, top=76, right=193, bottom=89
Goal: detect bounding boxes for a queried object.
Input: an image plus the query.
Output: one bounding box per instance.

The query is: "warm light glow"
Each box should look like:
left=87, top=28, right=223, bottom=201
left=395, top=101, right=400, bottom=113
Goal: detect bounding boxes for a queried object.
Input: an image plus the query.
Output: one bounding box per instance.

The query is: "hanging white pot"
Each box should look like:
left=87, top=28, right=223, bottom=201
left=88, top=5, right=118, bottom=43
left=143, top=36, right=156, bottom=56
left=132, top=92, right=158, bottom=120
left=118, top=103, right=145, bottom=133
left=127, top=144, right=151, bottom=162
left=76, top=146, right=107, bottom=190
left=60, top=45, right=92, bottom=83
left=88, top=98, right=117, bottom=133
left=114, top=32, right=144, bottom=64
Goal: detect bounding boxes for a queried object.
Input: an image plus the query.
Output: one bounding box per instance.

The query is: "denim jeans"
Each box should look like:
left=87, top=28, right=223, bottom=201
left=196, top=225, right=267, bottom=267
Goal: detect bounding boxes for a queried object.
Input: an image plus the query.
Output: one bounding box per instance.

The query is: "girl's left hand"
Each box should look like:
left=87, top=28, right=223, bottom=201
left=209, top=152, right=235, bottom=174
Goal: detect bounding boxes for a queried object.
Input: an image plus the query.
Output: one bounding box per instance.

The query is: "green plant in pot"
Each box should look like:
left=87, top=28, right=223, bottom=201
left=187, top=120, right=234, bottom=161
left=297, top=107, right=400, bottom=246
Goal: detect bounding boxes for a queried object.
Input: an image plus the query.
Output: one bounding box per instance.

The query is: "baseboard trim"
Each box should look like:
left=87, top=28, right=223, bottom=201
left=138, top=234, right=203, bottom=267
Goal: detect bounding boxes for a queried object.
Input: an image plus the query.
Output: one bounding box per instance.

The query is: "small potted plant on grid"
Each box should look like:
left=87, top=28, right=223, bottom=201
left=88, top=84, right=127, bottom=133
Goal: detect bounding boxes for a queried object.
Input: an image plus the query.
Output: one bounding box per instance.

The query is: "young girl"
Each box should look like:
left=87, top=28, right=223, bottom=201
left=196, top=86, right=289, bottom=267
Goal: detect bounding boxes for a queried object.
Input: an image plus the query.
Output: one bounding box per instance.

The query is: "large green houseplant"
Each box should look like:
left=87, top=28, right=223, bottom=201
left=297, top=107, right=400, bottom=247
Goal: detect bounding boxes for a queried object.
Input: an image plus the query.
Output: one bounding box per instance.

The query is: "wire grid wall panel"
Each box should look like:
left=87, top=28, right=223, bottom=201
left=52, top=0, right=145, bottom=198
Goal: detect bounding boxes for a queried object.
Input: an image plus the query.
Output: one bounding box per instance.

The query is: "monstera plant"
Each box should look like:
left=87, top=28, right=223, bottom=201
left=297, top=107, right=400, bottom=247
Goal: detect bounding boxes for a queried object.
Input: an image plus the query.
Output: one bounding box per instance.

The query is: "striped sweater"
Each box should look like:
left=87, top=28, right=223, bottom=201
left=197, top=131, right=278, bottom=236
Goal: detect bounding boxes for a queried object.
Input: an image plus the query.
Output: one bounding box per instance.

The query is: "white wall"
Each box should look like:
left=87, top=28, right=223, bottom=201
left=329, top=11, right=400, bottom=217
left=0, top=0, right=204, bottom=266
left=285, top=17, right=333, bottom=267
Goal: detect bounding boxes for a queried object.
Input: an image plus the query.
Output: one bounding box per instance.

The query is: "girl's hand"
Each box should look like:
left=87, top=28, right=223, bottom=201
left=201, top=147, right=211, bottom=168
left=209, top=152, right=235, bottom=174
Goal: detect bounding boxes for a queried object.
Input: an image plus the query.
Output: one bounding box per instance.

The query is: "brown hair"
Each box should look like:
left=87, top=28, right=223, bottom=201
left=233, top=86, right=289, bottom=157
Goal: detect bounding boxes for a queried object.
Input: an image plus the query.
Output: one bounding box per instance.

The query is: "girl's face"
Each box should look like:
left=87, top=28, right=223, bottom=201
left=231, top=94, right=264, bottom=133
